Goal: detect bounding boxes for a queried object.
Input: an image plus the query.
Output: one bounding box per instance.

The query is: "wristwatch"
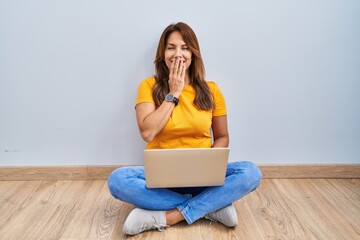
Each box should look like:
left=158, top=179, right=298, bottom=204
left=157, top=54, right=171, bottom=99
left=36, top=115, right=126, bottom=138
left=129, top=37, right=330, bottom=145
left=165, top=93, right=179, bottom=106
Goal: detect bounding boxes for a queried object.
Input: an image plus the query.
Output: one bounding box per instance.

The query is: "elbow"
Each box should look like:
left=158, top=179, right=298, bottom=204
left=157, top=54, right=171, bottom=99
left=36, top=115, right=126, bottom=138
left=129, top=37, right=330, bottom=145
left=224, top=136, right=230, bottom=146
left=140, top=130, right=155, bottom=142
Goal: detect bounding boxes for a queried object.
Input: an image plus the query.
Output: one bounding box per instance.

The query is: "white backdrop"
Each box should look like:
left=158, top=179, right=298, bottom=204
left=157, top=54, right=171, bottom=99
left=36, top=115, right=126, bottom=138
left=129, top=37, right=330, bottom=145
left=1, top=0, right=359, bottom=166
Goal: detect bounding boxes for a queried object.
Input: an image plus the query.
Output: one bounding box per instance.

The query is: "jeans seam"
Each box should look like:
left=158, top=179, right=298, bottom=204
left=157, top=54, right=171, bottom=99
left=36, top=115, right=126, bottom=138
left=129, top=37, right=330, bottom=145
left=178, top=205, right=193, bottom=224
left=177, top=186, right=216, bottom=223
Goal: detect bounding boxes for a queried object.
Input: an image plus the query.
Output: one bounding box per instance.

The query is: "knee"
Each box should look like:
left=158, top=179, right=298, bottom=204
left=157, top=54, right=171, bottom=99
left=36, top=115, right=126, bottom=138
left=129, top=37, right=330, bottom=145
left=107, top=168, right=125, bottom=198
left=107, top=167, right=141, bottom=199
left=230, top=161, right=262, bottom=192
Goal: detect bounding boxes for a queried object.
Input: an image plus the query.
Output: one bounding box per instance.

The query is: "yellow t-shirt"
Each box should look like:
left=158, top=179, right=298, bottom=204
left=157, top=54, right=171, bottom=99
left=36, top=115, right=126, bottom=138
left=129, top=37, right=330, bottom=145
left=135, top=76, right=227, bottom=149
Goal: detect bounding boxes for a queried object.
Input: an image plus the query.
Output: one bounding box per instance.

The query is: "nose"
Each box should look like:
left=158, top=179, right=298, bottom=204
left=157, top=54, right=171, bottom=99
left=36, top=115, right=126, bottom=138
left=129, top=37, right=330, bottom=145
left=174, top=48, right=183, bottom=59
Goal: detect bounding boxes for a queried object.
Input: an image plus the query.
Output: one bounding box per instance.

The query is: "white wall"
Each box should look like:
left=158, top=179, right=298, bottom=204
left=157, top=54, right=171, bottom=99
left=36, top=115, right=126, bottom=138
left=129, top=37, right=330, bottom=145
left=1, top=0, right=359, bottom=166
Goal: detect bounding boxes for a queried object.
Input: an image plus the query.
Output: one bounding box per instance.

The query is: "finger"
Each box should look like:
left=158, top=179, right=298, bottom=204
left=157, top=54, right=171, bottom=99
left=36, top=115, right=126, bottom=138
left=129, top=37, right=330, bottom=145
left=175, top=58, right=180, bottom=76
left=170, top=58, right=176, bottom=77
left=180, top=60, right=186, bottom=78
left=176, top=60, right=183, bottom=77
left=177, top=58, right=183, bottom=76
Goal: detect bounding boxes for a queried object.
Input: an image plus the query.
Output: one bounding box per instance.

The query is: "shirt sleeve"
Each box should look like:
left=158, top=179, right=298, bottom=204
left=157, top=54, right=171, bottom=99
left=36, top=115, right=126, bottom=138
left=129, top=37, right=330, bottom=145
left=135, top=77, right=155, bottom=107
left=210, top=82, right=227, bottom=117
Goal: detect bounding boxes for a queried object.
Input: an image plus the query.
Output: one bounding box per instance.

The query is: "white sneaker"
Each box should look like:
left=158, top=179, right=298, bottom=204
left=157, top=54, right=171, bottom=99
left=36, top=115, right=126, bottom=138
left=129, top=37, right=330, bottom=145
left=122, top=208, right=168, bottom=235
left=205, top=204, right=238, bottom=227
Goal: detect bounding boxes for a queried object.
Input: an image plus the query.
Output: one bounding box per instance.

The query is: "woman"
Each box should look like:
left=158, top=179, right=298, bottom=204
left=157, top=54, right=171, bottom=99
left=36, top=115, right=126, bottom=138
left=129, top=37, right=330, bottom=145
left=108, top=22, right=262, bottom=235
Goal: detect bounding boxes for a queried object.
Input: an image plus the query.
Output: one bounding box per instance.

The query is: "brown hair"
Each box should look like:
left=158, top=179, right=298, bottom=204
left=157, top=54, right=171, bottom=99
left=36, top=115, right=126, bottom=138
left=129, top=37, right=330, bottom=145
left=153, top=22, right=214, bottom=110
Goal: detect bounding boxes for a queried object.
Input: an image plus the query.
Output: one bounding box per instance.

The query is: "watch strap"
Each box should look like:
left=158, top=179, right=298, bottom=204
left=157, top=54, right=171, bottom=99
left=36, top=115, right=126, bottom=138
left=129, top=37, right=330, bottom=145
left=172, top=96, right=179, bottom=106
left=165, top=93, right=179, bottom=106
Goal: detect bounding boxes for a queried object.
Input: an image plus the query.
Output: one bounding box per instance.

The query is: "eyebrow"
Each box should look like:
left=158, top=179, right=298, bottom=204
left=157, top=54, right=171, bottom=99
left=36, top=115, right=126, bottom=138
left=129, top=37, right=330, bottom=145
left=166, top=43, right=188, bottom=47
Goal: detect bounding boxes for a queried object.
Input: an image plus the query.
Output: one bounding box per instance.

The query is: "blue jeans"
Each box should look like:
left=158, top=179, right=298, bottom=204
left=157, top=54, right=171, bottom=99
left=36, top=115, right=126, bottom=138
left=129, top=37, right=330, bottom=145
left=107, top=161, right=262, bottom=224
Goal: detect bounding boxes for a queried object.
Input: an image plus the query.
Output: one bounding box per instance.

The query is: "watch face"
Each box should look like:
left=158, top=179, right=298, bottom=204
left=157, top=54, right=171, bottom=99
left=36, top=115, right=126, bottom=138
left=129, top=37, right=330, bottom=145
left=165, top=93, right=173, bottom=101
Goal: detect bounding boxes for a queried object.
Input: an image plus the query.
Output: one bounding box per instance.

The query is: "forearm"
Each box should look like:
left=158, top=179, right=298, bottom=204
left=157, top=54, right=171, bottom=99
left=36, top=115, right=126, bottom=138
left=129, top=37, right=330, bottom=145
left=211, top=136, right=229, bottom=148
left=137, top=56, right=186, bottom=142
left=137, top=101, right=176, bottom=142
left=211, top=116, right=229, bottom=148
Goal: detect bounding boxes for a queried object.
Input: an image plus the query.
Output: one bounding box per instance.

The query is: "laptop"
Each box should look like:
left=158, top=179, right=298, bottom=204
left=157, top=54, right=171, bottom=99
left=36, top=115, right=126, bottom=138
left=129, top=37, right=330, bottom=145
left=144, top=148, right=229, bottom=188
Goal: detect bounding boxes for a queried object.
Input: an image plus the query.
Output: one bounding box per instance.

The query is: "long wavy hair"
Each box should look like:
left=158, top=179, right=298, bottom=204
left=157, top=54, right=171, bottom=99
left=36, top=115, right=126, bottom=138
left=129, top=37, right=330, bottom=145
left=153, top=22, right=214, bottom=110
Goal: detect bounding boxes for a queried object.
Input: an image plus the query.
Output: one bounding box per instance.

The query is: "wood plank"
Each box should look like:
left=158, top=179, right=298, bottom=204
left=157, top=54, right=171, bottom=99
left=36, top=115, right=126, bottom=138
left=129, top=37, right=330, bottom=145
left=330, top=179, right=360, bottom=206
left=1, top=164, right=359, bottom=181
left=308, top=179, right=360, bottom=234
left=272, top=179, right=359, bottom=239
left=244, top=179, right=314, bottom=239
left=37, top=181, right=105, bottom=239
left=232, top=198, right=265, bottom=240
left=0, top=179, right=359, bottom=239
left=0, top=181, right=43, bottom=230
left=0, top=181, right=58, bottom=239
left=0, top=181, right=94, bottom=239
left=61, top=181, right=122, bottom=239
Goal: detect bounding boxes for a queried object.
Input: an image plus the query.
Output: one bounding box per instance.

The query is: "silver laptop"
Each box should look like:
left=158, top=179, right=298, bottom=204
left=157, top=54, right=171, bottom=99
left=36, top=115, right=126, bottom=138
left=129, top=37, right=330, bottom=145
left=144, top=148, right=229, bottom=188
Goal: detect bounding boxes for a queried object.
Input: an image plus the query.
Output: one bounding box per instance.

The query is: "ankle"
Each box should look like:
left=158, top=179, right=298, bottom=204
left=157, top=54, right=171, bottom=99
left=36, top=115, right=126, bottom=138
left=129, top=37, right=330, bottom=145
left=166, top=209, right=185, bottom=225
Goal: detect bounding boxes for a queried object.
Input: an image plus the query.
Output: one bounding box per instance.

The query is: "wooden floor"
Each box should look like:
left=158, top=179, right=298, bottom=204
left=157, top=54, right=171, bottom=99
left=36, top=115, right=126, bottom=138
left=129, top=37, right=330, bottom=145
left=0, top=179, right=359, bottom=240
